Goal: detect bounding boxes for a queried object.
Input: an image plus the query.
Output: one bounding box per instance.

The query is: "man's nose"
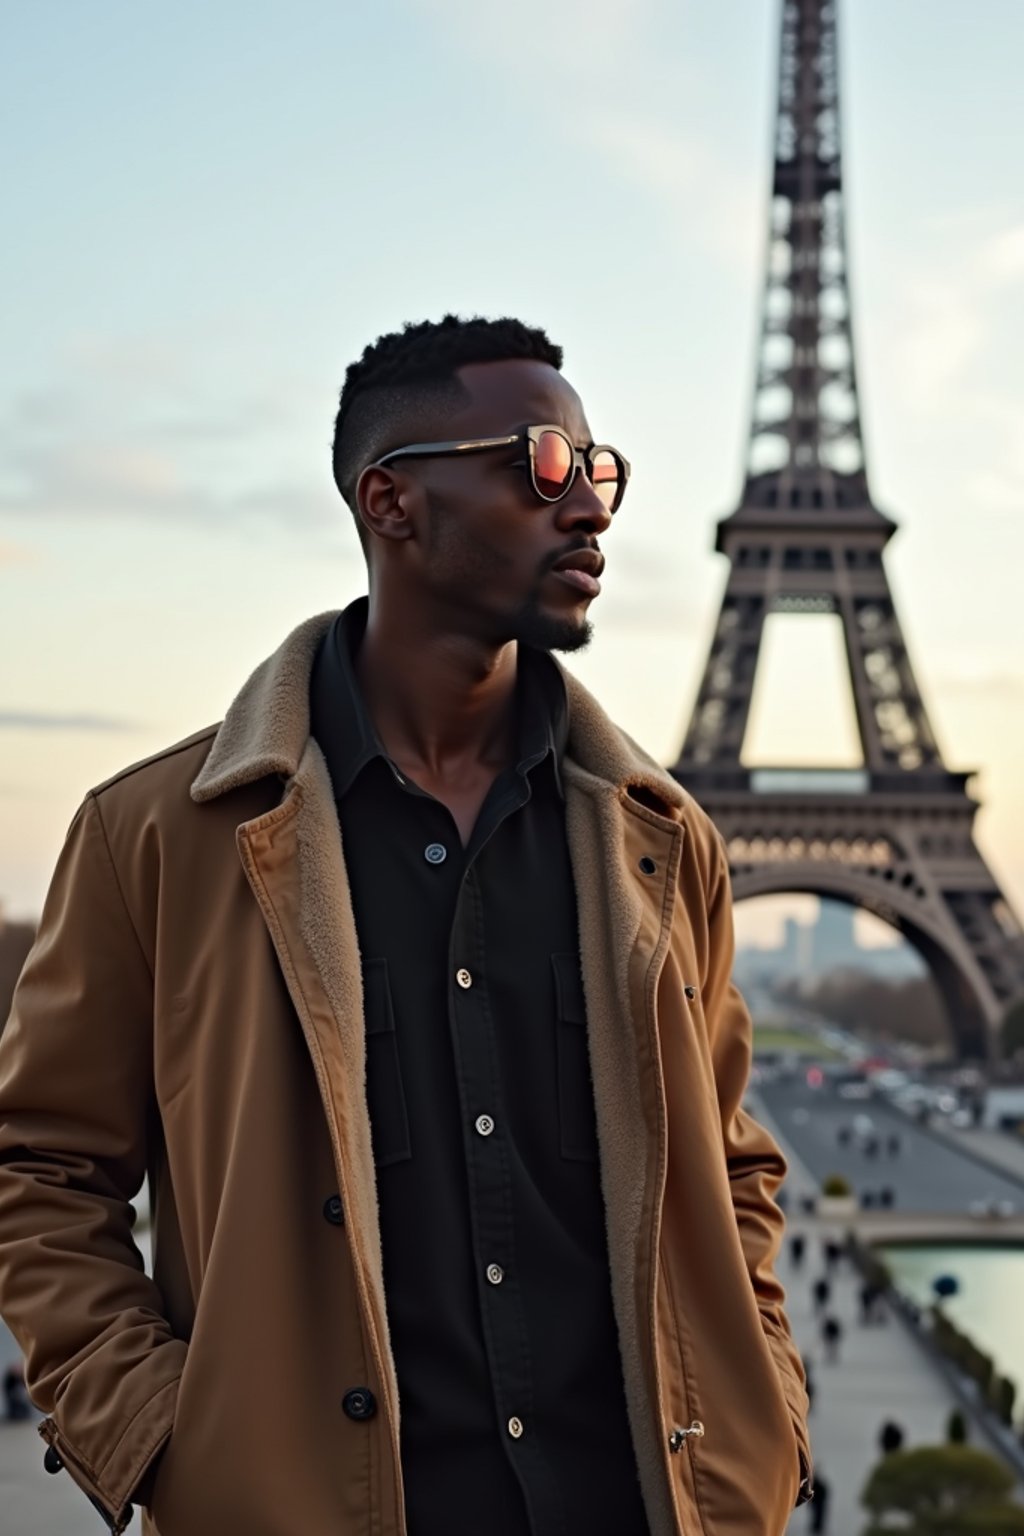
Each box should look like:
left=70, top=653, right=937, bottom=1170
left=555, top=472, right=613, bottom=535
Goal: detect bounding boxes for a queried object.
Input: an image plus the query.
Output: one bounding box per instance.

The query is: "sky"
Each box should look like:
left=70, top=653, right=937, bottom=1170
left=2, top=0, right=1023, bottom=950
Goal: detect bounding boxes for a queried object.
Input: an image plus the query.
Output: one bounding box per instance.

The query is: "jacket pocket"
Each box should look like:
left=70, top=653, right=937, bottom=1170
left=363, top=958, right=412, bottom=1166
left=551, top=952, right=599, bottom=1162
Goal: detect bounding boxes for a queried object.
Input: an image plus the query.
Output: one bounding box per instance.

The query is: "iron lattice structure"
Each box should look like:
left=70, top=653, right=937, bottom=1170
left=673, top=0, right=1024, bottom=1057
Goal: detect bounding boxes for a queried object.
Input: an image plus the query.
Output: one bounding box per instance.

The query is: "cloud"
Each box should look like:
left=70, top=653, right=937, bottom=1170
left=885, top=275, right=985, bottom=411
left=0, top=338, right=338, bottom=528
left=414, top=0, right=756, bottom=266
left=0, top=710, right=144, bottom=732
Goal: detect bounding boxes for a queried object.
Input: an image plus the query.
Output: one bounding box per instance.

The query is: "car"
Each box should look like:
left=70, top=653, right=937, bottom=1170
left=838, top=1080, right=872, bottom=1100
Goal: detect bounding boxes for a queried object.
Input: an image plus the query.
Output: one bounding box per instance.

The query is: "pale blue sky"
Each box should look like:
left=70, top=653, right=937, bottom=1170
left=2, top=0, right=1023, bottom=940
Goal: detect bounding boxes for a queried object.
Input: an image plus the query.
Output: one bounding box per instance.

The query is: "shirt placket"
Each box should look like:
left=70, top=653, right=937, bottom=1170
left=448, top=812, right=567, bottom=1536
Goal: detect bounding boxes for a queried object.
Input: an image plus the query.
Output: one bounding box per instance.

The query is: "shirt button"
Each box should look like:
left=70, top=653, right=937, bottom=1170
left=424, top=842, right=447, bottom=865
left=508, top=1416, right=524, bottom=1439
left=456, top=968, right=473, bottom=989
left=486, top=1263, right=504, bottom=1285
left=475, top=1114, right=495, bottom=1137
left=322, top=1194, right=344, bottom=1226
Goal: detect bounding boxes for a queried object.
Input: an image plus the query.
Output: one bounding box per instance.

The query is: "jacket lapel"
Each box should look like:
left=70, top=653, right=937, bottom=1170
left=230, top=739, right=403, bottom=1459
left=564, top=762, right=686, bottom=1536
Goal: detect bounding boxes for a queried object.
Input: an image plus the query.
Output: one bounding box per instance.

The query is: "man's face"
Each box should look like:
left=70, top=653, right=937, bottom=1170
left=374, top=358, right=614, bottom=654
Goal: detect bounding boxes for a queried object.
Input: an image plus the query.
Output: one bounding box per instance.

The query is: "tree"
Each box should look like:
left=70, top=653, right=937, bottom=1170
left=861, top=1445, right=1023, bottom=1533
left=1002, top=997, right=1024, bottom=1062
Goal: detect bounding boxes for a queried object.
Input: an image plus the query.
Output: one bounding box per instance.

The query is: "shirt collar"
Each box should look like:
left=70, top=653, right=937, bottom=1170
left=309, top=596, right=568, bottom=801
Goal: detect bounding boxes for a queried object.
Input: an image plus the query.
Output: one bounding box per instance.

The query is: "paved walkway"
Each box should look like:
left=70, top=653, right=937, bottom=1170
left=747, top=1093, right=1022, bottom=1535
left=780, top=1222, right=973, bottom=1534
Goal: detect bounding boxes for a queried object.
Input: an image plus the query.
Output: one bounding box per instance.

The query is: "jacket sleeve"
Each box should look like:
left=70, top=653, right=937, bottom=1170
left=701, top=827, right=813, bottom=1507
left=0, top=792, right=185, bottom=1532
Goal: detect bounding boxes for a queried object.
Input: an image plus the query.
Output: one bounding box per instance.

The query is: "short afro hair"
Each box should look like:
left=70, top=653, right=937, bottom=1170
left=331, top=313, right=563, bottom=538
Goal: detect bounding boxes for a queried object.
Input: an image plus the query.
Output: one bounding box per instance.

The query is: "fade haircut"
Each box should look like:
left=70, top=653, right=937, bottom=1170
left=331, top=314, right=563, bottom=542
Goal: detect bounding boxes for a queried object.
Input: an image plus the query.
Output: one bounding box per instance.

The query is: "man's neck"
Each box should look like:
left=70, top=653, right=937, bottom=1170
left=354, top=606, right=520, bottom=785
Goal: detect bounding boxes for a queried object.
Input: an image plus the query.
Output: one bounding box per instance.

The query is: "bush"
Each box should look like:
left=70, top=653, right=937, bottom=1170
left=822, top=1173, right=853, bottom=1197
left=931, top=1308, right=997, bottom=1400
left=861, top=1445, right=1016, bottom=1529
left=947, top=1408, right=968, bottom=1444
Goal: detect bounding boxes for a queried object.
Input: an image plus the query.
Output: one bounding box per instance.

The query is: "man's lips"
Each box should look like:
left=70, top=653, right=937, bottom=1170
left=551, top=567, right=601, bottom=597
left=549, top=547, right=604, bottom=597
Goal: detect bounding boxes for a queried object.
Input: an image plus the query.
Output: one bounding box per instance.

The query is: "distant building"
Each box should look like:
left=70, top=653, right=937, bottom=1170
left=735, top=897, right=923, bottom=994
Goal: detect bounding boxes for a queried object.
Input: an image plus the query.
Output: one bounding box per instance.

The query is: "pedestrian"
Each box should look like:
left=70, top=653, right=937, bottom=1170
left=812, top=1275, right=832, bottom=1314
left=790, top=1232, right=807, bottom=1269
left=859, top=1279, right=877, bottom=1325
left=809, top=1469, right=830, bottom=1532
left=821, top=1315, right=843, bottom=1363
left=887, top=1133, right=901, bottom=1157
left=0, top=317, right=812, bottom=1533
left=823, top=1238, right=841, bottom=1273
left=879, top=1420, right=905, bottom=1455
left=3, top=1359, right=30, bottom=1421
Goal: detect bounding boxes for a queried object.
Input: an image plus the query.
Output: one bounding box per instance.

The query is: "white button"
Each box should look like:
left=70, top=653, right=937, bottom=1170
left=486, top=1263, right=504, bottom=1285
left=475, top=1114, right=494, bottom=1137
left=456, top=968, right=472, bottom=989
left=508, top=1416, right=524, bottom=1439
left=425, top=843, right=447, bottom=865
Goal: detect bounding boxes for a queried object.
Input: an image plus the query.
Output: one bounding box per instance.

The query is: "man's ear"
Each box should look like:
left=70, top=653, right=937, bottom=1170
left=356, top=464, right=419, bottom=545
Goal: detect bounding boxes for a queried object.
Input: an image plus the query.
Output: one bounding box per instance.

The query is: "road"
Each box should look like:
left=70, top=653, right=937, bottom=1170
left=759, top=1076, right=1024, bottom=1214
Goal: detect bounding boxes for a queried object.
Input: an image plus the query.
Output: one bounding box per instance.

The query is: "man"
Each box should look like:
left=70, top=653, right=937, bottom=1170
left=0, top=314, right=811, bottom=1535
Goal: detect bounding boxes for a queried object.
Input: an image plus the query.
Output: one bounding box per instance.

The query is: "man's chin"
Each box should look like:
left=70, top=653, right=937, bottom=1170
left=511, top=604, right=593, bottom=654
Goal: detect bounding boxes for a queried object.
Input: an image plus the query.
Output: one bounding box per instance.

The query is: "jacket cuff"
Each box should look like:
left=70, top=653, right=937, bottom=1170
left=39, top=1374, right=178, bottom=1533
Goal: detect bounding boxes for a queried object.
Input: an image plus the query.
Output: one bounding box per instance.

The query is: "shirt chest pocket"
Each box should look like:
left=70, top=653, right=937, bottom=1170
left=363, top=958, right=412, bottom=1166
left=551, top=952, right=600, bottom=1163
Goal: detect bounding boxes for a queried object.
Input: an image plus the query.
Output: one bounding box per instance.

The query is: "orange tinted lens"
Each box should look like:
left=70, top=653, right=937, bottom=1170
left=533, top=430, right=574, bottom=498
left=591, top=449, right=620, bottom=510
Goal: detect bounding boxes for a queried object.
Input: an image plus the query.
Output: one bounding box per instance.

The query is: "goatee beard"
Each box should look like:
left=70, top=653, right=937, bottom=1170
left=510, top=600, right=593, bottom=654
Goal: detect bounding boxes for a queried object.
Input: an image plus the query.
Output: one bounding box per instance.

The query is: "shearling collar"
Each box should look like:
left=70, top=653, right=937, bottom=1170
left=190, top=607, right=687, bottom=815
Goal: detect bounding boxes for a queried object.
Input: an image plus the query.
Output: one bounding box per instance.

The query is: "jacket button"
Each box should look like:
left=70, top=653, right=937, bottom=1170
left=43, top=1446, right=64, bottom=1475
left=323, top=1194, right=344, bottom=1226
left=684, top=985, right=697, bottom=1001
left=342, top=1388, right=377, bottom=1421
left=639, top=856, right=657, bottom=875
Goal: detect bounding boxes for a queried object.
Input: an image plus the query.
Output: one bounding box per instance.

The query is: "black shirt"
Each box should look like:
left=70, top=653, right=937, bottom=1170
left=309, top=599, right=649, bottom=1536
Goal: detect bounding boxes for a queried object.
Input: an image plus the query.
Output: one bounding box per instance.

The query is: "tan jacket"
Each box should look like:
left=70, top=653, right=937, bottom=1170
left=0, top=611, right=811, bottom=1536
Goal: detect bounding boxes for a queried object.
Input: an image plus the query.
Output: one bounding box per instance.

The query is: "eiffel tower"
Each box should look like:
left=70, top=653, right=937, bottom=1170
left=672, top=0, right=1024, bottom=1058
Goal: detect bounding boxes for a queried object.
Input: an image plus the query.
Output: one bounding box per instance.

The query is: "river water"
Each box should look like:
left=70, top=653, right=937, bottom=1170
left=881, top=1244, right=1024, bottom=1393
